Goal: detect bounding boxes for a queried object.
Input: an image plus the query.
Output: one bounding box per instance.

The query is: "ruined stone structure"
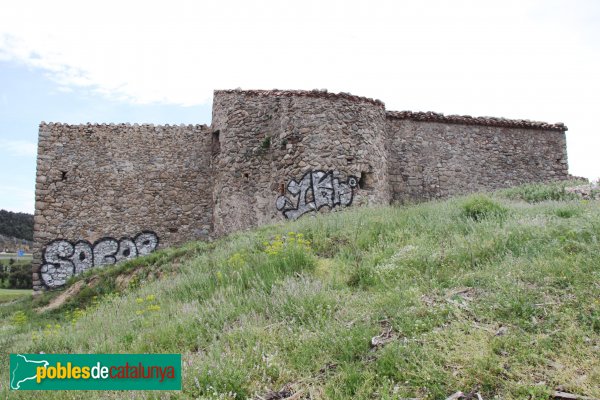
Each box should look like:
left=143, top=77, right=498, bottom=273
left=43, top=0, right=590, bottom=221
left=33, top=89, right=569, bottom=291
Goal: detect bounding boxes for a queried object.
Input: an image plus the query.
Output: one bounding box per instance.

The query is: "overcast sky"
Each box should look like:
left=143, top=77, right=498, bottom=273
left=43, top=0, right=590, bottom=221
left=0, top=0, right=598, bottom=213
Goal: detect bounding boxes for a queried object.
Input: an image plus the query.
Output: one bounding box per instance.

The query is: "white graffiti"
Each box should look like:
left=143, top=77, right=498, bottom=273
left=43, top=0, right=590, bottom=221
left=40, top=231, right=159, bottom=288
left=276, top=170, right=358, bottom=219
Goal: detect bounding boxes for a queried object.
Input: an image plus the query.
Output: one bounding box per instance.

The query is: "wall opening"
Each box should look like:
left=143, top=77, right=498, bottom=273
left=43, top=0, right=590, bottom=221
left=358, top=172, right=374, bottom=190
left=212, top=130, right=221, bottom=156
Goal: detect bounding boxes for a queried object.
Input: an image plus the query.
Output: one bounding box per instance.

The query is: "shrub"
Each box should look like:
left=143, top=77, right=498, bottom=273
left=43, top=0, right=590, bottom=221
left=11, top=310, right=28, bottom=326
left=260, top=135, right=271, bottom=149
left=462, top=196, right=508, bottom=221
left=7, top=262, right=32, bottom=289
left=554, top=206, right=580, bottom=219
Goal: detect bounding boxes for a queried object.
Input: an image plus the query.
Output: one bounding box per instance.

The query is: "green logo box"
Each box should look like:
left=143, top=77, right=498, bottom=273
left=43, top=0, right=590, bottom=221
left=10, top=353, right=181, bottom=390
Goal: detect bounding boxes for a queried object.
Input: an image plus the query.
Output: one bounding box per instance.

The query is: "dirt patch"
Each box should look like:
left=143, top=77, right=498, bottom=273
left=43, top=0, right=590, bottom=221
left=36, top=281, right=84, bottom=313
left=36, top=276, right=100, bottom=313
left=115, top=266, right=145, bottom=290
left=370, top=318, right=398, bottom=348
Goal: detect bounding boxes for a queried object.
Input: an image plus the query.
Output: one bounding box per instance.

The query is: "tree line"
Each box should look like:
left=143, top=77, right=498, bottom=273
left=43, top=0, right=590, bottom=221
left=0, top=209, right=33, bottom=241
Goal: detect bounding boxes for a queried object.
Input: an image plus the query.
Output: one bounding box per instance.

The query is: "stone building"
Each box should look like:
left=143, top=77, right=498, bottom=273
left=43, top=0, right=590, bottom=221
left=32, top=89, right=569, bottom=291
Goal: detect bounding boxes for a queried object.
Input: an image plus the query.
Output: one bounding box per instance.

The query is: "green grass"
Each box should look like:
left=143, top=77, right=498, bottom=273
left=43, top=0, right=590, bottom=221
left=0, top=256, right=32, bottom=266
left=1, top=182, right=599, bottom=399
left=0, top=288, right=30, bottom=304
left=499, top=180, right=588, bottom=203
left=461, top=195, right=508, bottom=221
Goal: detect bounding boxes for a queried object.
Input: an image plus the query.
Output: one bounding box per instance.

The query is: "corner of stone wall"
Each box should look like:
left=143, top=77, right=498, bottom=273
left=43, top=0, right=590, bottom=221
left=211, top=89, right=390, bottom=235
left=32, top=122, right=215, bottom=292
left=32, top=122, right=49, bottom=292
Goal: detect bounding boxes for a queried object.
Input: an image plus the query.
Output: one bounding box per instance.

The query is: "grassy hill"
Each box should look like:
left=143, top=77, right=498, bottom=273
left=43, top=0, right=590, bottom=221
left=1, top=182, right=599, bottom=399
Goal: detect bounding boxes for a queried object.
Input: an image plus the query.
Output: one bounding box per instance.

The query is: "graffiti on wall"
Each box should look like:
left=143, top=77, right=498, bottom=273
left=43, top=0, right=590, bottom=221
left=40, top=231, right=159, bottom=288
left=276, top=170, right=358, bottom=219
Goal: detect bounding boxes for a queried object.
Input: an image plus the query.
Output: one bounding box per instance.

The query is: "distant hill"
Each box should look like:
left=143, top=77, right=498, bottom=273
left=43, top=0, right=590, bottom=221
left=0, top=210, right=33, bottom=242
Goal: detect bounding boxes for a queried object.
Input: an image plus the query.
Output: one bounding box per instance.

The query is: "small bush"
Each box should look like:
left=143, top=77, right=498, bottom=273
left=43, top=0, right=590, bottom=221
left=347, top=264, right=376, bottom=288
left=260, top=135, right=271, bottom=149
left=462, top=196, right=507, bottom=221
left=6, top=262, right=32, bottom=289
left=554, top=206, right=580, bottom=219
left=11, top=310, right=28, bottom=326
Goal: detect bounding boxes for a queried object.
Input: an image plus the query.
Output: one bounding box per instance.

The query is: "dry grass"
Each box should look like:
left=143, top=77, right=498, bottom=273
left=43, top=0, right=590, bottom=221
left=1, top=182, right=599, bottom=399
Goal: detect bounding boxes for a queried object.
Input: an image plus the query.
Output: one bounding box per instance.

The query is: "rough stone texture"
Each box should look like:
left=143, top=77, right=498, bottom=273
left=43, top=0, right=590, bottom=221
left=211, top=90, right=390, bottom=236
left=386, top=119, right=569, bottom=202
left=566, top=183, right=599, bottom=200
left=32, top=89, right=570, bottom=292
left=33, top=123, right=213, bottom=291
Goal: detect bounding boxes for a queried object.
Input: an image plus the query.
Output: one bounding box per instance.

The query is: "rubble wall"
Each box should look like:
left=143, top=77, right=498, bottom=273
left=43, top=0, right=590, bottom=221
left=211, top=90, right=390, bottom=236
left=32, top=90, right=569, bottom=291
left=386, top=112, right=569, bottom=202
left=32, top=123, right=213, bottom=290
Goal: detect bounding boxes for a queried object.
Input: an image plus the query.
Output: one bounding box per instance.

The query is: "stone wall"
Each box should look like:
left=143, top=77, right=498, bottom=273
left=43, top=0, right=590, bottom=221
left=386, top=112, right=569, bottom=202
left=32, top=89, right=569, bottom=292
left=211, top=90, right=391, bottom=236
left=33, top=123, right=213, bottom=291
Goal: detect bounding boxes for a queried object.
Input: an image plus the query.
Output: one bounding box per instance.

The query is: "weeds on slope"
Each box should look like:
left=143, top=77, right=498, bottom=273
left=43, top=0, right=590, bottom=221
left=1, top=183, right=599, bottom=399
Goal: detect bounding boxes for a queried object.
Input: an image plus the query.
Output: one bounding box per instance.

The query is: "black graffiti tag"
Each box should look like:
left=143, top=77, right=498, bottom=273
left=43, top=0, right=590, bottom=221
left=276, top=170, right=358, bottom=219
left=40, top=231, right=159, bottom=288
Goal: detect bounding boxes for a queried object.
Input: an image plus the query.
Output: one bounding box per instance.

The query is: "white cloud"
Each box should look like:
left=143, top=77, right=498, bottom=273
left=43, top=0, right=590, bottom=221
left=0, top=0, right=598, bottom=178
left=0, top=184, right=35, bottom=214
left=0, top=140, right=37, bottom=157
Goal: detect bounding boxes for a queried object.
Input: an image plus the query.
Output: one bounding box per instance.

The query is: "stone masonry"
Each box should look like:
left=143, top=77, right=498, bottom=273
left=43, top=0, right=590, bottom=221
left=32, top=89, right=569, bottom=291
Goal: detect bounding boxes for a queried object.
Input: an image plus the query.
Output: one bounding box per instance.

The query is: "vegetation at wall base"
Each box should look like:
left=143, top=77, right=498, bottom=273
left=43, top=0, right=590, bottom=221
left=499, top=180, right=589, bottom=203
left=2, top=181, right=599, bottom=399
